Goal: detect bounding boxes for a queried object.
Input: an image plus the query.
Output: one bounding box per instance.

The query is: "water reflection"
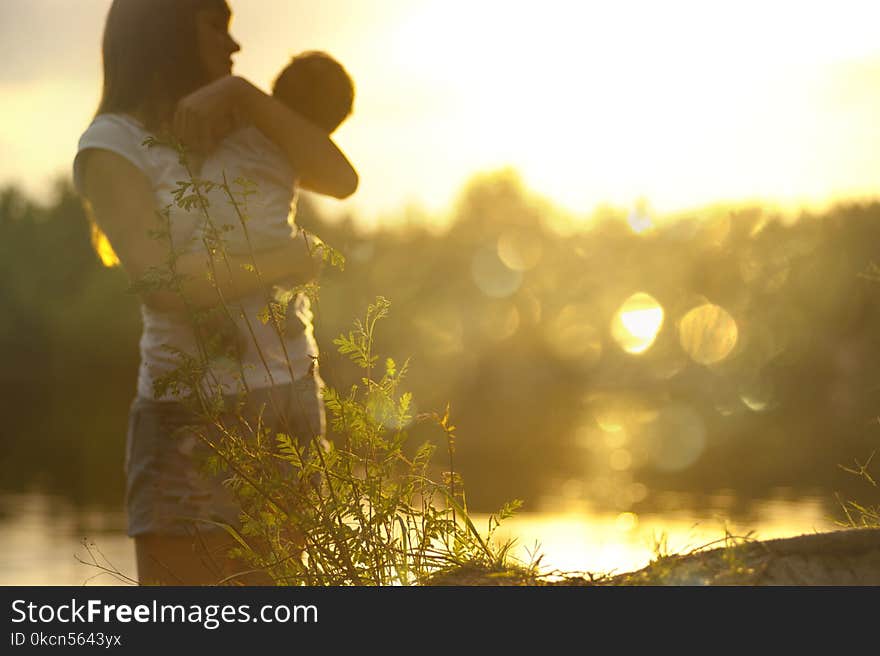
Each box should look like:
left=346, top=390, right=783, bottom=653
left=615, top=511, right=639, bottom=532
left=479, top=495, right=837, bottom=576
left=0, top=493, right=133, bottom=586
left=0, top=492, right=840, bottom=585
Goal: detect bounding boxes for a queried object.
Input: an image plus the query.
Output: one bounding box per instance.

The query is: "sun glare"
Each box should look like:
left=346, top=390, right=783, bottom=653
left=376, top=0, right=880, bottom=220
left=611, top=293, right=664, bottom=355
left=1, top=0, right=879, bottom=221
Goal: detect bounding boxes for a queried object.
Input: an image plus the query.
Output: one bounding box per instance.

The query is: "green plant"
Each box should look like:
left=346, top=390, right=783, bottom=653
left=836, top=450, right=879, bottom=528
left=133, top=138, right=525, bottom=585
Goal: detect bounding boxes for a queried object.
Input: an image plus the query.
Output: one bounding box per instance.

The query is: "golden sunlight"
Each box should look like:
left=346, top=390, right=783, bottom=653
left=611, top=293, right=664, bottom=354
left=2, top=0, right=879, bottom=222
left=380, top=0, right=880, bottom=220
left=4, top=0, right=880, bottom=592
left=86, top=204, right=120, bottom=267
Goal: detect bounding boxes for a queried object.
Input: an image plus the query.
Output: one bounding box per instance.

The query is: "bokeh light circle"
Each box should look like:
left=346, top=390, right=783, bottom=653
left=497, top=228, right=543, bottom=271
left=471, top=245, right=523, bottom=298
left=611, top=293, right=664, bottom=354
left=644, top=403, right=706, bottom=472
left=678, top=303, right=738, bottom=365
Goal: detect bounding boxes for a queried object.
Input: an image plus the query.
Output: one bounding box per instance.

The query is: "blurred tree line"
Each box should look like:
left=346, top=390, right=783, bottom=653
left=1, top=171, right=878, bottom=513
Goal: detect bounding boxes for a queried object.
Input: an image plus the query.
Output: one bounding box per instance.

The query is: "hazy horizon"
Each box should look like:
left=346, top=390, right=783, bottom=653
left=2, top=0, right=879, bottom=227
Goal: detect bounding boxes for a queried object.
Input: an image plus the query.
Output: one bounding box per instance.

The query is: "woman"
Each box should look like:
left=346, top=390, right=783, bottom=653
left=73, top=0, right=357, bottom=584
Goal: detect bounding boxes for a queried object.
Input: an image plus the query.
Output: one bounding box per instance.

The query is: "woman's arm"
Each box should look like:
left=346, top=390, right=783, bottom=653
left=80, top=149, right=318, bottom=313
left=173, top=75, right=358, bottom=199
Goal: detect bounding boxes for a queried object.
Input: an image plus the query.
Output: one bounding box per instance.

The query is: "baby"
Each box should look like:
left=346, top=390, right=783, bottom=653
left=192, top=51, right=354, bottom=351
left=196, top=50, right=354, bottom=251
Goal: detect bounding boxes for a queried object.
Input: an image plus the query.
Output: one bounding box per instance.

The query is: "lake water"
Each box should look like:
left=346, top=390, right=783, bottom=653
left=0, top=491, right=841, bottom=585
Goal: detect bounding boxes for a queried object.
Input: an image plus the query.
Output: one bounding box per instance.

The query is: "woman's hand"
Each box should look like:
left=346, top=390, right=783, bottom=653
left=172, top=75, right=244, bottom=155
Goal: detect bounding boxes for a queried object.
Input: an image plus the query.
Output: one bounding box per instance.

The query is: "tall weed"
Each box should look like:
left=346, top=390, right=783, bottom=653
left=132, top=138, right=524, bottom=585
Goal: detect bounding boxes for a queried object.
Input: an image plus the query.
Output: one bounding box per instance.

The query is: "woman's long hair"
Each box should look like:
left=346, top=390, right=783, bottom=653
left=97, top=0, right=229, bottom=130
left=88, top=0, right=229, bottom=266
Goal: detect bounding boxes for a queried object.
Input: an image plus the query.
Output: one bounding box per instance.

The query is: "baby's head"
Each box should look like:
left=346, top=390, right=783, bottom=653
left=272, top=51, right=354, bottom=134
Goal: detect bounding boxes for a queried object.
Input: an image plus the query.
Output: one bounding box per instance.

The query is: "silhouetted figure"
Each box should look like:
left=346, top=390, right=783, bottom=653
left=73, top=0, right=357, bottom=585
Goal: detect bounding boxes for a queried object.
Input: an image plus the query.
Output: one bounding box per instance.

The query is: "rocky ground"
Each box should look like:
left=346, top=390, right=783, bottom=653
left=610, top=527, right=880, bottom=586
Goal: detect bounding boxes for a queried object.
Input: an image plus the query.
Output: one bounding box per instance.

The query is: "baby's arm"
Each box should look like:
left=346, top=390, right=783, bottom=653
left=173, top=75, right=358, bottom=200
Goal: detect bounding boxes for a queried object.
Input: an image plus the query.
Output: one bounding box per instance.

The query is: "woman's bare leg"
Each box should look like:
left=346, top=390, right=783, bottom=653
left=134, top=533, right=272, bottom=586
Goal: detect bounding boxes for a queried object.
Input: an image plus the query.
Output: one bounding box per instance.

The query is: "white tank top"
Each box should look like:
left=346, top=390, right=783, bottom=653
left=73, top=113, right=318, bottom=400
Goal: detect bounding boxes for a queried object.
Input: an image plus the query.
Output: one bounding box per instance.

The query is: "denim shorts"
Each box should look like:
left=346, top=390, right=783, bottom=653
left=124, top=372, right=326, bottom=537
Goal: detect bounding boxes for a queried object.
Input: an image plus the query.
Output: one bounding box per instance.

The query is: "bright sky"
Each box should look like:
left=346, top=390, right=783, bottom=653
left=1, top=0, right=879, bottom=227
